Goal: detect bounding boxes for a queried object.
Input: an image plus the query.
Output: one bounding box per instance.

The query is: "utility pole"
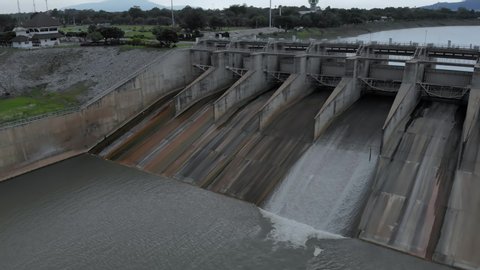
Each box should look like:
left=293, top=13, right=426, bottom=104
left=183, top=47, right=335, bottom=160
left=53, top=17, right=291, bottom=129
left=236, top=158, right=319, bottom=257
left=45, top=0, right=48, bottom=11
left=269, top=0, right=272, bottom=28
left=171, top=0, right=175, bottom=27
left=33, top=0, right=36, bottom=12
left=17, top=0, right=21, bottom=13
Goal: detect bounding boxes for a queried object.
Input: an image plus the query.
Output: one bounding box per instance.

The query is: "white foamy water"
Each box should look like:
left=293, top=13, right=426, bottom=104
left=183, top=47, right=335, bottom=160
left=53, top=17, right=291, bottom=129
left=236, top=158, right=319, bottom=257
left=263, top=97, right=390, bottom=236
left=263, top=131, right=378, bottom=235
left=260, top=209, right=343, bottom=248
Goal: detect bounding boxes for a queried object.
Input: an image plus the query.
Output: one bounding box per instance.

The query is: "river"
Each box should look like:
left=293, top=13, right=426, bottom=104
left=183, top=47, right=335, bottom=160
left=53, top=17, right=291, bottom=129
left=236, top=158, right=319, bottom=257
left=0, top=155, right=453, bottom=269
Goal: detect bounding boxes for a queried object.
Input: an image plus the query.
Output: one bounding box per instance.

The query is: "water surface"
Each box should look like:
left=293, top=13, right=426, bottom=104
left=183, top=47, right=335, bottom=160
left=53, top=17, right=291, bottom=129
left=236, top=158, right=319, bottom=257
left=0, top=155, right=453, bottom=270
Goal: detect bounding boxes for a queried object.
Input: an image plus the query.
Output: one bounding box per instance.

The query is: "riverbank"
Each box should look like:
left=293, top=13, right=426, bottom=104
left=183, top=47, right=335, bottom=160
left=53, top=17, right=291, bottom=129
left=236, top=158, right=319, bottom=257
left=268, top=19, right=480, bottom=40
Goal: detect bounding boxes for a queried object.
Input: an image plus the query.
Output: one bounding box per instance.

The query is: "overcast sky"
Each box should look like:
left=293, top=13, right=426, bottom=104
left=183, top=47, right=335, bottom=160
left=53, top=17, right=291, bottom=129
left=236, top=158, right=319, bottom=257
left=1, top=0, right=461, bottom=14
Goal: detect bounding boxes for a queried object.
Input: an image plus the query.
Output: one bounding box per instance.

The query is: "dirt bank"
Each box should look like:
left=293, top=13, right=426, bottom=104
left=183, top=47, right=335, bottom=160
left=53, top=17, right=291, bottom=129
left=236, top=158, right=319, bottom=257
left=0, top=47, right=166, bottom=103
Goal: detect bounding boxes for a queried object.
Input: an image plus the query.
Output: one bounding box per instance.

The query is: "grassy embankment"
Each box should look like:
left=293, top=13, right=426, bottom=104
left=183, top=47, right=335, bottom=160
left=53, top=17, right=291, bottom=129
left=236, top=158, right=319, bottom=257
left=268, top=19, right=480, bottom=40
left=0, top=81, right=93, bottom=124
left=61, top=25, right=156, bottom=39
left=61, top=24, right=194, bottom=50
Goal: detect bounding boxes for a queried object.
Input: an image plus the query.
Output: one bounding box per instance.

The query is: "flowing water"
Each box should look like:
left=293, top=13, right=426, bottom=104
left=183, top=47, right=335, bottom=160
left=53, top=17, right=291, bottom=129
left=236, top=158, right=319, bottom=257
left=264, top=95, right=392, bottom=236
left=0, top=155, right=454, bottom=270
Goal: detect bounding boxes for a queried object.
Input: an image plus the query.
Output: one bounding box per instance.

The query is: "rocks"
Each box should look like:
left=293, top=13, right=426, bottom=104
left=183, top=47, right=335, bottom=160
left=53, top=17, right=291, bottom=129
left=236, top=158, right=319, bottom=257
left=0, top=47, right=164, bottom=103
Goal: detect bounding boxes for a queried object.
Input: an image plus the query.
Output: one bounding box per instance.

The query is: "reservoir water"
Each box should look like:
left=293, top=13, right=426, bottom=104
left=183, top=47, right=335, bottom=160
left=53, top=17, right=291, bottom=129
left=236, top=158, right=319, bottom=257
left=0, top=155, right=453, bottom=270
left=343, top=25, right=480, bottom=46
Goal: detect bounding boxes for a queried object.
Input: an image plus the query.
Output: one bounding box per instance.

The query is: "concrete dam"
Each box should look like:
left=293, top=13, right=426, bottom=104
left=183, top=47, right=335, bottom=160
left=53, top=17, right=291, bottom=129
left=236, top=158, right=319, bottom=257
left=2, top=39, right=480, bottom=269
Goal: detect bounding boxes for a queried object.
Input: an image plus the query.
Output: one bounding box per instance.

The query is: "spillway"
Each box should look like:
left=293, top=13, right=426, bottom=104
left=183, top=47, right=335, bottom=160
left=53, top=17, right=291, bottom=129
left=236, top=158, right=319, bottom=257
left=359, top=101, right=464, bottom=258
left=264, top=95, right=392, bottom=236
left=434, top=106, right=480, bottom=269
left=102, top=89, right=331, bottom=205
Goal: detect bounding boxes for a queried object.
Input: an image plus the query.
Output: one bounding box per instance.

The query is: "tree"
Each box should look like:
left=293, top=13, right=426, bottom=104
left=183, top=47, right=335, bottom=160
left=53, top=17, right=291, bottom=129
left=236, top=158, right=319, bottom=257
left=87, top=31, right=103, bottom=42
left=99, top=27, right=125, bottom=40
left=0, top=15, right=16, bottom=32
left=153, top=27, right=178, bottom=47
left=88, top=24, right=97, bottom=33
left=209, top=16, right=226, bottom=30
left=128, top=6, right=144, bottom=19
left=179, top=7, right=206, bottom=31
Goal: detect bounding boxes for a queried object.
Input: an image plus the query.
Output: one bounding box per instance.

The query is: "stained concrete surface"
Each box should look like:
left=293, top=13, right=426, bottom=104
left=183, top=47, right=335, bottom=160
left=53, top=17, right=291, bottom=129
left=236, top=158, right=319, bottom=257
left=102, top=90, right=330, bottom=205
left=359, top=101, right=464, bottom=258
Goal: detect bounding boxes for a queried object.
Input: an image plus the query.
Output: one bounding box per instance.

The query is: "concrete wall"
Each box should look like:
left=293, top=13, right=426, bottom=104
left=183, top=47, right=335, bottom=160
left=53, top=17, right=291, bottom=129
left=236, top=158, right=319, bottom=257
left=370, top=65, right=404, bottom=81
left=433, top=66, right=480, bottom=270
left=214, top=70, right=271, bottom=122
left=174, top=51, right=236, bottom=116
left=314, top=77, right=361, bottom=139
left=314, top=56, right=368, bottom=139
left=258, top=55, right=314, bottom=129
left=382, top=60, right=424, bottom=146
left=321, top=62, right=345, bottom=76
left=213, top=53, right=273, bottom=121
left=0, top=49, right=198, bottom=181
left=258, top=73, right=313, bottom=129
left=424, top=69, right=473, bottom=87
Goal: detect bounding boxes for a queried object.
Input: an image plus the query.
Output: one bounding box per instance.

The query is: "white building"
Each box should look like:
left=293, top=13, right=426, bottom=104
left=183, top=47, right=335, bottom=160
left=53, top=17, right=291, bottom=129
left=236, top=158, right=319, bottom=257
left=12, top=13, right=63, bottom=49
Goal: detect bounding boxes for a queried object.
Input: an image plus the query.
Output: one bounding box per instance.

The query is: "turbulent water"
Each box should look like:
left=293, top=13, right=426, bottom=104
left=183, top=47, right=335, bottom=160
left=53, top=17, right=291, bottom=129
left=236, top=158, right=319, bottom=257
left=359, top=101, right=463, bottom=258
left=264, top=96, right=392, bottom=236
left=0, top=155, right=454, bottom=270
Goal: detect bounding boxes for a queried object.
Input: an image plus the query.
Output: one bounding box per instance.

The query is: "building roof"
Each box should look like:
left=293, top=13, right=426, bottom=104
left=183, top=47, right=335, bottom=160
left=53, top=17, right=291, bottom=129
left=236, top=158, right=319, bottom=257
left=23, top=13, right=61, bottom=28
left=13, top=27, right=27, bottom=32
left=11, top=36, right=30, bottom=42
left=31, top=33, right=64, bottom=40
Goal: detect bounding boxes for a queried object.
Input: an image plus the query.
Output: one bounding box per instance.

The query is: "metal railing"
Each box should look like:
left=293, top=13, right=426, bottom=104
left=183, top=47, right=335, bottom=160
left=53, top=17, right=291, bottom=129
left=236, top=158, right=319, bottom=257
left=308, top=74, right=342, bottom=88
left=419, top=83, right=470, bottom=100
left=361, top=78, right=402, bottom=93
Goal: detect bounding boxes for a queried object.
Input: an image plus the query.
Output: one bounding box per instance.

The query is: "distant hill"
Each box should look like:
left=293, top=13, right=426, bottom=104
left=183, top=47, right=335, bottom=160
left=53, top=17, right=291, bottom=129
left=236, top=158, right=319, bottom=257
left=64, top=0, right=183, bottom=12
left=422, top=0, right=480, bottom=10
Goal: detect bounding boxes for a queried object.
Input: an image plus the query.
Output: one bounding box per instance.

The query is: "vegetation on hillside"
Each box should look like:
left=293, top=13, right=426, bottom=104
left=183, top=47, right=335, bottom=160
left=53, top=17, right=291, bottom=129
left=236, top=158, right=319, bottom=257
left=0, top=81, right=92, bottom=124
left=2, top=5, right=480, bottom=33
left=1, top=5, right=479, bottom=45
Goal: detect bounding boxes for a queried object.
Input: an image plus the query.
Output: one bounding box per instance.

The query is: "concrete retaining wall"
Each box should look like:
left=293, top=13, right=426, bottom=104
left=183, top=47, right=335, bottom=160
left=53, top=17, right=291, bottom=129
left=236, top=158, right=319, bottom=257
left=382, top=61, right=424, bottom=146
left=0, top=49, right=197, bottom=181
left=314, top=77, right=361, bottom=139
left=433, top=66, right=480, bottom=269
left=370, top=65, right=404, bottom=81
left=258, top=74, right=312, bottom=129
left=314, top=56, right=368, bottom=139
left=174, top=51, right=236, bottom=116
left=321, top=62, right=345, bottom=76
left=424, top=69, right=473, bottom=87
left=213, top=70, right=270, bottom=122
